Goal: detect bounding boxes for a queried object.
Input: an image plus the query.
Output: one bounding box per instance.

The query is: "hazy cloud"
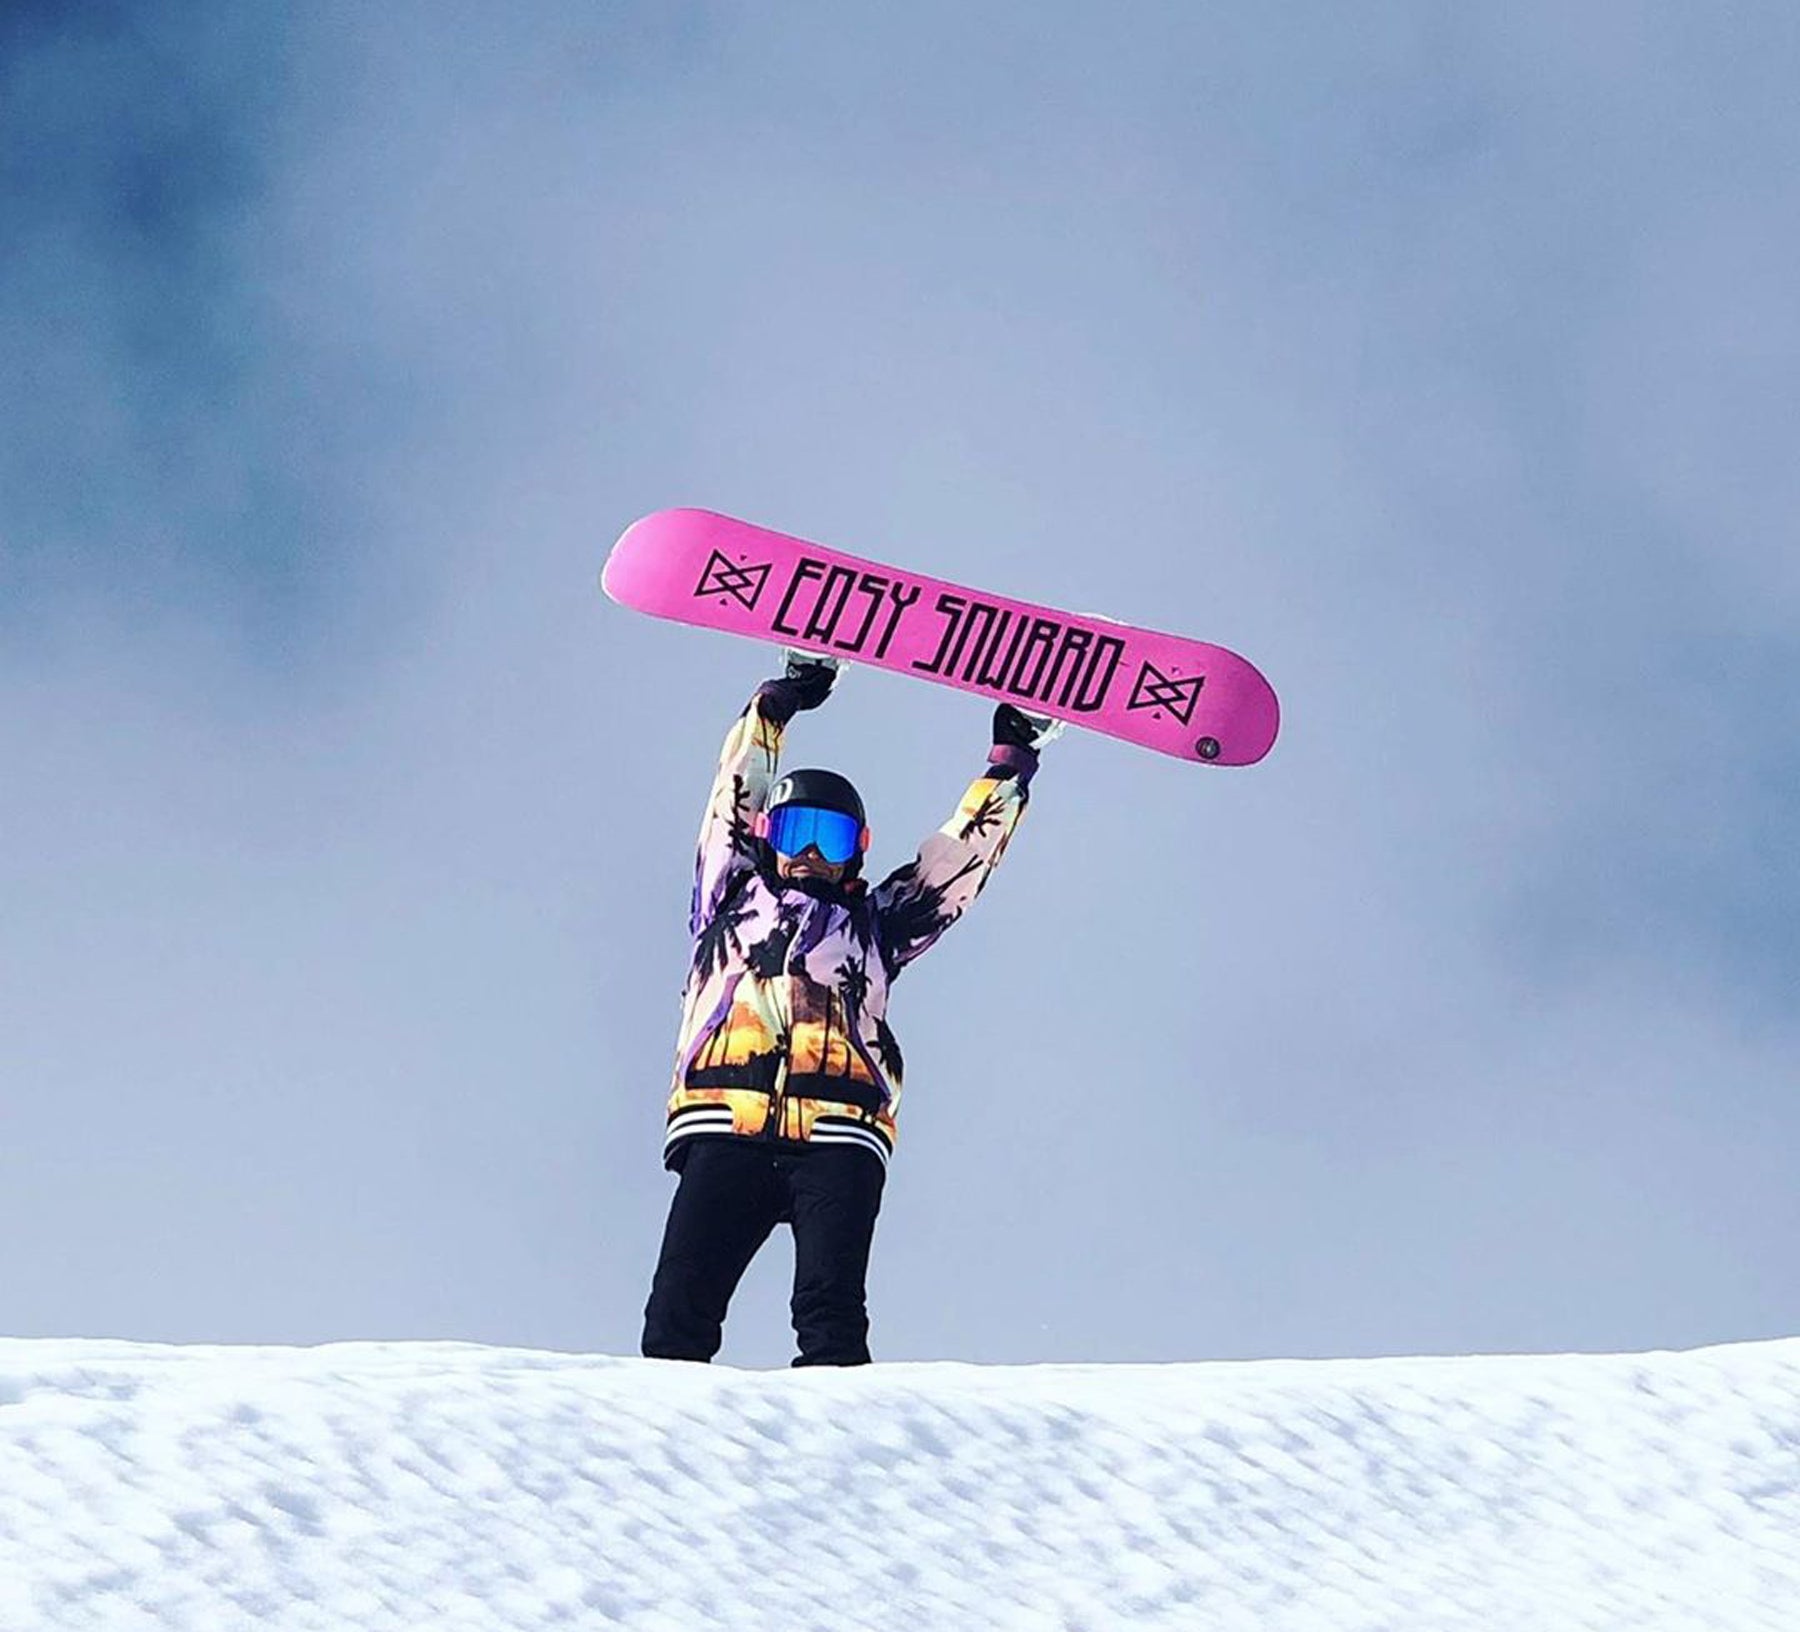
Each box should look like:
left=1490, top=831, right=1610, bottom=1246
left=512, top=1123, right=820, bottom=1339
left=4, top=2, right=1796, bottom=1366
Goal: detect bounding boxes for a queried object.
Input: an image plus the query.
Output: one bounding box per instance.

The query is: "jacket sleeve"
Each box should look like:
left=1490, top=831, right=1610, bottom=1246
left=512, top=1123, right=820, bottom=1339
left=690, top=696, right=784, bottom=938
left=868, top=770, right=1029, bottom=977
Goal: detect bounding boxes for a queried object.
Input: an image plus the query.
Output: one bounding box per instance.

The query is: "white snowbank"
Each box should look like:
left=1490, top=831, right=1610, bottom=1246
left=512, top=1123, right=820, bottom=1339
left=2, top=1336, right=1796, bottom=1630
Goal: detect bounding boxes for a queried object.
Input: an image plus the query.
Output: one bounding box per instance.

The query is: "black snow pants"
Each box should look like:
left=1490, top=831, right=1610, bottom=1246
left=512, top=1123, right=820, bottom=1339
left=642, top=1136, right=886, bottom=1367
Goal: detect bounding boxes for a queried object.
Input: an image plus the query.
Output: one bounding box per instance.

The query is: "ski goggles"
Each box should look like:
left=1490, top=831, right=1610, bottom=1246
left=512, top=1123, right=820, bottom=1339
left=759, top=803, right=866, bottom=865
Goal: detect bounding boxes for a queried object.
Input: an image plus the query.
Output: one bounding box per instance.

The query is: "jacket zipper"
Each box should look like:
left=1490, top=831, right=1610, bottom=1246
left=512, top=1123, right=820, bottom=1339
left=767, top=950, right=795, bottom=1140
left=767, top=1042, right=790, bottom=1141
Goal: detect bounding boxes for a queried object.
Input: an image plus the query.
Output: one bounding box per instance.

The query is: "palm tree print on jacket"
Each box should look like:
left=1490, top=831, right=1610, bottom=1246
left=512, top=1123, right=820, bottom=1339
left=662, top=694, right=1030, bottom=1170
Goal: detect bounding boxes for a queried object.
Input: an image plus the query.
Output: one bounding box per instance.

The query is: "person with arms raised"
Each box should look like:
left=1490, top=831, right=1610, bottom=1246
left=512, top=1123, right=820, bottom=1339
left=642, top=651, right=1061, bottom=1366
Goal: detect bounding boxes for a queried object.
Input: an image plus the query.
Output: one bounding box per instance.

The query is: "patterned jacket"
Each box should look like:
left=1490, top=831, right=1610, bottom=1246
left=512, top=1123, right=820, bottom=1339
left=664, top=693, right=1031, bottom=1170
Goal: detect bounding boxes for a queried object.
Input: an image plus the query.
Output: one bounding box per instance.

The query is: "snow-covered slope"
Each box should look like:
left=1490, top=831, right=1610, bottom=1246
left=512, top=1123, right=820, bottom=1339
left=2, top=1337, right=1796, bottom=1631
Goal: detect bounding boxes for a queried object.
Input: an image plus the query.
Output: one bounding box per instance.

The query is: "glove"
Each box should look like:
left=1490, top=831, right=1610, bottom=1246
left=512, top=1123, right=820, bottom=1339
left=754, top=650, right=843, bottom=724
left=987, top=704, right=1064, bottom=782
left=992, top=704, right=1065, bottom=751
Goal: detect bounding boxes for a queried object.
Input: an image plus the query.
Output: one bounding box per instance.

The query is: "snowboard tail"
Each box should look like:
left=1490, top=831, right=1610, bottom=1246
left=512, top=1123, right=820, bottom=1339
left=602, top=509, right=1279, bottom=766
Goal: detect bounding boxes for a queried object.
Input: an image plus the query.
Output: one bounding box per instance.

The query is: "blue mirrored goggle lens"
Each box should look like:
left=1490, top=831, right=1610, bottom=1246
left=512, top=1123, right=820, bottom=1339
left=765, top=804, right=861, bottom=864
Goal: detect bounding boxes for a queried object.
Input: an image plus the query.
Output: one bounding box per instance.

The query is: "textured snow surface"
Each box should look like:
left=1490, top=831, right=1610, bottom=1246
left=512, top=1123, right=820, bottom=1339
left=2, top=1337, right=1798, bottom=1630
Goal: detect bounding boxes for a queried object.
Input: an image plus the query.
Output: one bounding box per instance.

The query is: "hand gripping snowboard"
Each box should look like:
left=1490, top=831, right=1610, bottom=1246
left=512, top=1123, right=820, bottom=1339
left=602, top=509, right=1279, bottom=766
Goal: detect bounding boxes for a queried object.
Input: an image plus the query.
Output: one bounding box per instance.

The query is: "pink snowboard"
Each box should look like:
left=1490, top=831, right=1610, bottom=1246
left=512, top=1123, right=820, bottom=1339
left=602, top=509, right=1280, bottom=766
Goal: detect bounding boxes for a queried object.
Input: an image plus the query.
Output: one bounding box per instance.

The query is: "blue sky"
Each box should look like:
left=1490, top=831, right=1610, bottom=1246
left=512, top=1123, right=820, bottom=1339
left=3, top=2, right=1797, bottom=1365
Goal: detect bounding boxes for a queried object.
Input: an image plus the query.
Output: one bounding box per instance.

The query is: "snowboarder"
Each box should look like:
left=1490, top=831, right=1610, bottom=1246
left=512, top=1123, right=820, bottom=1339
left=641, top=651, right=1060, bottom=1366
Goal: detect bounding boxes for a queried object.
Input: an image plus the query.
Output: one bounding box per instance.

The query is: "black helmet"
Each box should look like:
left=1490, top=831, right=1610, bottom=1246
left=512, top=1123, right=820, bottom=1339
left=766, top=768, right=865, bottom=825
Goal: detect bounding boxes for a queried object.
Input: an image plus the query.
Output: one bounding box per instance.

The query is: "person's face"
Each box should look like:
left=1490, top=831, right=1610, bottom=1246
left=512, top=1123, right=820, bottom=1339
left=778, top=845, right=847, bottom=885
left=766, top=802, right=861, bottom=884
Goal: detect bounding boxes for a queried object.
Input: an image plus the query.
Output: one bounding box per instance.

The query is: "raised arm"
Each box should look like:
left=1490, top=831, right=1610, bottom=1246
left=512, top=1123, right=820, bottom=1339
left=689, top=653, right=840, bottom=936
left=869, top=705, right=1061, bottom=975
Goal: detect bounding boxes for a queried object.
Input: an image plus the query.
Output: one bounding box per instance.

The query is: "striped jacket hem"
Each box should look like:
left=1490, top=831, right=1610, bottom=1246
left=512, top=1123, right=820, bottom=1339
left=663, top=1108, right=893, bottom=1169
